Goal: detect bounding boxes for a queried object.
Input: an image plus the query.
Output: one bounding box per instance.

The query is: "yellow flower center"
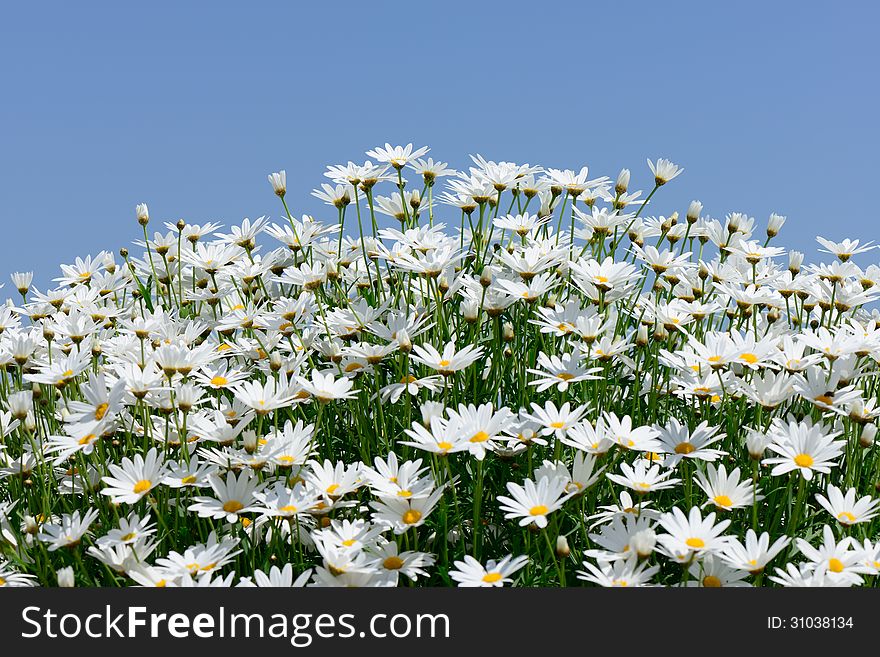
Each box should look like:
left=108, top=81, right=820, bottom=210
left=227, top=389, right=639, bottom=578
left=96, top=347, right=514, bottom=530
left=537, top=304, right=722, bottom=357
left=740, top=353, right=758, bottom=364
left=397, top=490, right=413, bottom=498
left=675, top=442, right=696, bottom=454
left=133, top=479, right=152, bottom=494
left=550, top=421, right=565, bottom=429
left=341, top=539, right=356, bottom=547
left=402, top=509, right=422, bottom=525
left=470, top=431, right=490, bottom=443
left=707, top=355, right=722, bottom=363
left=279, top=505, right=298, bottom=513
left=438, top=359, right=451, bottom=367
left=713, top=495, right=733, bottom=507
left=383, top=556, right=405, bottom=570
left=702, top=575, right=722, bottom=587
left=436, top=441, right=453, bottom=451
left=180, top=475, right=197, bottom=485
left=78, top=434, right=97, bottom=446
left=595, top=275, right=609, bottom=284
left=828, top=558, right=845, bottom=573
left=837, top=511, right=857, bottom=524
left=557, top=373, right=575, bottom=381
left=326, top=483, right=340, bottom=495
left=120, top=532, right=137, bottom=542
left=210, top=375, right=228, bottom=386
left=222, top=500, right=244, bottom=513
left=794, top=453, right=814, bottom=468
left=529, top=505, right=549, bottom=516
left=94, top=403, right=109, bottom=420
left=686, top=537, right=705, bottom=549
left=482, top=572, right=503, bottom=583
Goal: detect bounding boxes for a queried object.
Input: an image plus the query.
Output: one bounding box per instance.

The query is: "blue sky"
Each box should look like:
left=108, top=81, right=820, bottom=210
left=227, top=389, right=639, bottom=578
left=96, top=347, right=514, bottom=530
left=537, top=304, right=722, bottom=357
left=1, top=1, right=878, bottom=289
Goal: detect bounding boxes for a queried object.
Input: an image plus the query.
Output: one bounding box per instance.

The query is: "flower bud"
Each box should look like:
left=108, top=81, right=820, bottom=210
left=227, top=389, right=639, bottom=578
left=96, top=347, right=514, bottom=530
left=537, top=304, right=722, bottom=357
left=136, top=203, right=150, bottom=226
left=396, top=329, right=412, bottom=353
left=462, top=300, right=480, bottom=323
left=7, top=391, right=32, bottom=420
left=502, top=322, right=515, bottom=343
left=556, top=535, right=571, bottom=558
left=788, top=251, right=804, bottom=274
left=746, top=428, right=770, bottom=460
left=537, top=192, right=554, bottom=220
left=686, top=200, right=702, bottom=224
left=243, top=430, right=258, bottom=454
left=615, top=169, right=630, bottom=195
left=480, top=266, right=494, bottom=288
left=666, top=222, right=687, bottom=245
left=409, top=189, right=421, bottom=211
left=860, top=423, right=877, bottom=449
left=631, top=528, right=656, bottom=558
left=268, top=170, right=287, bottom=197
left=11, top=271, right=33, bottom=295
left=636, top=324, right=649, bottom=347
left=767, top=213, right=786, bottom=238
left=727, top=212, right=743, bottom=233
left=420, top=401, right=445, bottom=428
left=57, top=566, right=75, bottom=588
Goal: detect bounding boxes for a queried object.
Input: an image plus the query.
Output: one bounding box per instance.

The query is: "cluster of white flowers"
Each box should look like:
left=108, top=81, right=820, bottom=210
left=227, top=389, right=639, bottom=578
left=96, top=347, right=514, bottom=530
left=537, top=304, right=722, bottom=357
left=1, top=144, right=880, bottom=588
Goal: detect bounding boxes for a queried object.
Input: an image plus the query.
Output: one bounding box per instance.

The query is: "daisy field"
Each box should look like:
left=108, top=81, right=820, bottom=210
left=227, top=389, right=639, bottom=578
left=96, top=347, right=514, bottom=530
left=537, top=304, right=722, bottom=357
left=1, top=144, right=879, bottom=589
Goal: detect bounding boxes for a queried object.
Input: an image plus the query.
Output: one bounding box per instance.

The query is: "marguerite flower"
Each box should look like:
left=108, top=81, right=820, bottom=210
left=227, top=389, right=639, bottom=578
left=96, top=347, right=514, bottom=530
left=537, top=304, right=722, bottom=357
left=815, top=484, right=880, bottom=526
left=656, top=506, right=731, bottom=561
left=763, top=419, right=844, bottom=480
left=100, top=448, right=168, bottom=504
left=497, top=475, right=572, bottom=529
left=448, top=554, right=528, bottom=587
